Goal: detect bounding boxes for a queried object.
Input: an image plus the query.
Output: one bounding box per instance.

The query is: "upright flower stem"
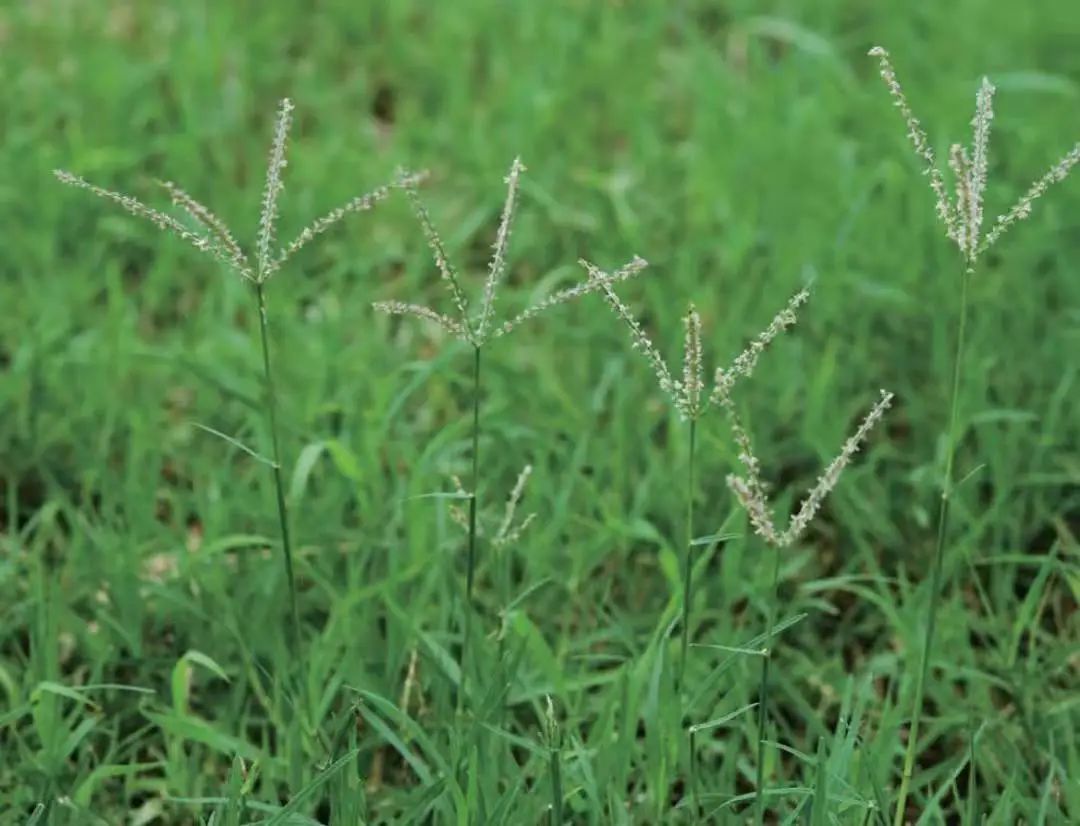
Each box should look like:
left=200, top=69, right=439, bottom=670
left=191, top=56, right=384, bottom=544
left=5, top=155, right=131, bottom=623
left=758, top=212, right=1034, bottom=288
left=755, top=540, right=783, bottom=826
left=679, top=417, right=697, bottom=687
left=894, top=264, right=972, bottom=825
left=255, top=281, right=302, bottom=658
left=459, top=344, right=482, bottom=709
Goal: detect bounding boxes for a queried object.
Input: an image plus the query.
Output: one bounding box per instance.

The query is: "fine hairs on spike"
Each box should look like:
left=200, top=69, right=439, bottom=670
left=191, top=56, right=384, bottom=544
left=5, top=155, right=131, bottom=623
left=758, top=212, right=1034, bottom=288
left=869, top=46, right=1080, bottom=262
left=587, top=270, right=813, bottom=691
left=56, top=98, right=413, bottom=285
left=585, top=264, right=811, bottom=423
left=721, top=389, right=895, bottom=548
left=373, top=160, right=648, bottom=711
left=55, top=98, right=410, bottom=709
left=375, top=159, right=651, bottom=345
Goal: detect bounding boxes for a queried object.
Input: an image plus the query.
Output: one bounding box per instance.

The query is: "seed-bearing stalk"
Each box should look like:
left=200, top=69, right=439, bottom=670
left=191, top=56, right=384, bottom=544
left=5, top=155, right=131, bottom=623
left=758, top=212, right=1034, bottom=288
left=755, top=539, right=783, bottom=826
left=459, top=344, right=482, bottom=710
left=894, top=266, right=970, bottom=825
left=678, top=417, right=697, bottom=687
left=254, top=281, right=303, bottom=658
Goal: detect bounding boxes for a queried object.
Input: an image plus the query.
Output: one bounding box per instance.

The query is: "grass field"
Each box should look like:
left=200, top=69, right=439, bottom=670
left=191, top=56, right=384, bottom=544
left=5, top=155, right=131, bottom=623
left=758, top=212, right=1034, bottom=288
left=2, top=1, right=1079, bottom=823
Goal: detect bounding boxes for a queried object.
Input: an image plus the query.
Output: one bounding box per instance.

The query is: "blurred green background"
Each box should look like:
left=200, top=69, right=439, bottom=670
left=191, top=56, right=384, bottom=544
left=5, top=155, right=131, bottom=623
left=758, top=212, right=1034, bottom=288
left=1, top=1, right=1078, bottom=823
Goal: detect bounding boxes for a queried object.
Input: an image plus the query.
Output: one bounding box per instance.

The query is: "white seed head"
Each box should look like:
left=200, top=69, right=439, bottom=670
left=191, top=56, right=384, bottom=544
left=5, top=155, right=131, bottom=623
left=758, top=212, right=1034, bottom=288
left=868, top=46, right=956, bottom=238
left=495, top=255, right=648, bottom=338
left=677, top=304, right=704, bottom=420
left=710, top=286, right=810, bottom=407
left=256, top=98, right=294, bottom=281
left=477, top=157, right=526, bottom=342
left=586, top=260, right=675, bottom=402
left=372, top=300, right=467, bottom=339
left=981, top=141, right=1080, bottom=253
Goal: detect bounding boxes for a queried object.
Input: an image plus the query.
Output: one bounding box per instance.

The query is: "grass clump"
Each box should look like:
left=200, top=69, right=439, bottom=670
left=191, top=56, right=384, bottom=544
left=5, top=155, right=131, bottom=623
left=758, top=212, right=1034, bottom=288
left=55, top=98, right=410, bottom=729
left=870, top=45, right=1080, bottom=825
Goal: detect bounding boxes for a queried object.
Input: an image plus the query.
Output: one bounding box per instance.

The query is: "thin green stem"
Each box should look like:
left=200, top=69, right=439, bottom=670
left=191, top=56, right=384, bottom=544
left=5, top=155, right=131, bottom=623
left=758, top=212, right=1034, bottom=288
left=689, top=728, right=700, bottom=821
left=679, top=417, right=697, bottom=687
left=755, top=540, right=782, bottom=826
left=254, top=282, right=302, bottom=660
left=894, top=265, right=972, bottom=826
left=459, top=344, right=482, bottom=710
left=549, top=742, right=564, bottom=825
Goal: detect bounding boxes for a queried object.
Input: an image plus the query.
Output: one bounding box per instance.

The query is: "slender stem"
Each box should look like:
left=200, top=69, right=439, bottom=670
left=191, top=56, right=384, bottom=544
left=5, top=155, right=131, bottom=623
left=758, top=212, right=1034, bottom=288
left=679, top=417, right=698, bottom=687
left=459, top=344, right=482, bottom=710
left=549, top=742, right=564, bottom=825
left=894, top=265, right=972, bottom=826
left=755, top=540, right=782, bottom=826
left=254, top=281, right=303, bottom=659
left=689, top=728, right=700, bottom=820
left=966, top=721, right=978, bottom=825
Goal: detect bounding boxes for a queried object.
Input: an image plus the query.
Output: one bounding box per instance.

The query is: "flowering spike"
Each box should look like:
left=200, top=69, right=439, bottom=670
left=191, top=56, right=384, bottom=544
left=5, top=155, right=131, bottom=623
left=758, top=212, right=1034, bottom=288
left=256, top=98, right=294, bottom=281
left=477, top=158, right=526, bottom=342
left=678, top=304, right=704, bottom=420
left=868, top=47, right=956, bottom=239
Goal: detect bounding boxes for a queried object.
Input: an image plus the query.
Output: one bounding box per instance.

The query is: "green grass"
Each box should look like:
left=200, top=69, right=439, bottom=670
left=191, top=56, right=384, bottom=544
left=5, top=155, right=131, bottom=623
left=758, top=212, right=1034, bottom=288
left=2, top=1, right=1079, bottom=823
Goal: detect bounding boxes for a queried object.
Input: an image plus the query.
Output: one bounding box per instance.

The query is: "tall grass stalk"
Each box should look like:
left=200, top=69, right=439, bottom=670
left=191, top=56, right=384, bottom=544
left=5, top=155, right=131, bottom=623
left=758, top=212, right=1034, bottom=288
left=254, top=280, right=302, bottom=655
left=591, top=284, right=811, bottom=689
left=55, top=97, right=405, bottom=721
left=894, top=264, right=969, bottom=823
left=460, top=343, right=481, bottom=708
left=542, top=696, right=564, bottom=825
left=680, top=416, right=697, bottom=686
left=376, top=162, right=649, bottom=706
left=868, top=46, right=1079, bottom=823
left=721, top=385, right=894, bottom=825
left=754, top=535, right=783, bottom=826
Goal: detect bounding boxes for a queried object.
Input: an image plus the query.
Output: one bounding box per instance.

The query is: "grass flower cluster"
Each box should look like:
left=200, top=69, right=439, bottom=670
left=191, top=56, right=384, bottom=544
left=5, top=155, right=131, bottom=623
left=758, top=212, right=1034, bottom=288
left=10, top=23, right=1075, bottom=824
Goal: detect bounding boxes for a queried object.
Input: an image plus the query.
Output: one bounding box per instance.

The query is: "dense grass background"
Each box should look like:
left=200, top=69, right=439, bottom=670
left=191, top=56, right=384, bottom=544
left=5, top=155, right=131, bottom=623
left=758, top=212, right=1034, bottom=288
left=2, top=1, right=1078, bottom=823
